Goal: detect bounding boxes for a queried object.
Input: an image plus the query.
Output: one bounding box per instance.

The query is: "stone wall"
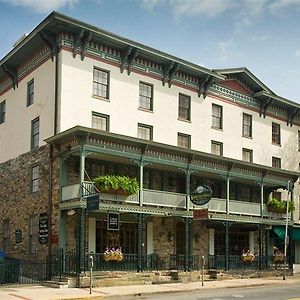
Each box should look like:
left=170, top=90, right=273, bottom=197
left=0, top=144, right=60, bottom=261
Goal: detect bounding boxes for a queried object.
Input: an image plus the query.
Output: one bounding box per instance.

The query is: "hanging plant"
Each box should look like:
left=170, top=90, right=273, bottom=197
left=267, top=198, right=294, bottom=213
left=93, top=175, right=139, bottom=195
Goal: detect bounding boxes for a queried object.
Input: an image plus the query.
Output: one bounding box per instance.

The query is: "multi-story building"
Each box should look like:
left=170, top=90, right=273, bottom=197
left=1, top=12, right=300, bottom=280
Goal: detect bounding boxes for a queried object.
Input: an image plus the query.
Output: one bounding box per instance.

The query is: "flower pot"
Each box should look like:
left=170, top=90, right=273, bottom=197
left=103, top=188, right=130, bottom=196
left=267, top=205, right=285, bottom=213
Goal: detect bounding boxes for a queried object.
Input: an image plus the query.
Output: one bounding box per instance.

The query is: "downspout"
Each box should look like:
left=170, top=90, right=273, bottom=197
left=47, top=43, right=59, bottom=264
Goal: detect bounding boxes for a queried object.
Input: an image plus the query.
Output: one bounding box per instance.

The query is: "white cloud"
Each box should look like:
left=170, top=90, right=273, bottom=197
left=269, top=0, right=300, bottom=13
left=295, top=49, right=300, bottom=57
left=140, top=0, right=164, bottom=11
left=217, top=38, right=241, bottom=62
left=0, top=0, right=78, bottom=13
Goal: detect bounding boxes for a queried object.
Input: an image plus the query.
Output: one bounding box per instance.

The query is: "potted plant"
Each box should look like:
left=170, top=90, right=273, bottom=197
left=273, top=247, right=285, bottom=263
left=93, top=175, right=139, bottom=196
left=267, top=198, right=295, bottom=213
left=241, top=250, right=255, bottom=262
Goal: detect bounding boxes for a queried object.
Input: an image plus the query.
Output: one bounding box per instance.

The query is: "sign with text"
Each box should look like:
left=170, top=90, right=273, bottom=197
left=193, top=209, right=209, bottom=220
left=107, top=212, right=119, bottom=231
left=38, top=213, right=49, bottom=244
left=190, top=185, right=212, bottom=206
left=86, top=194, right=100, bottom=211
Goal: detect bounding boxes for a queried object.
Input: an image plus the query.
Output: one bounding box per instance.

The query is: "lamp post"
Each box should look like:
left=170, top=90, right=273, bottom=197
left=283, top=180, right=291, bottom=280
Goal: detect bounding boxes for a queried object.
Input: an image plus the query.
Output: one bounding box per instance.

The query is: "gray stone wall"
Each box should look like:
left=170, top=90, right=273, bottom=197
left=0, top=145, right=60, bottom=261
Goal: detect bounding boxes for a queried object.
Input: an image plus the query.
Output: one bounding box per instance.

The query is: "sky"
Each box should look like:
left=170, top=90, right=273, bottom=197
left=0, top=0, right=300, bottom=102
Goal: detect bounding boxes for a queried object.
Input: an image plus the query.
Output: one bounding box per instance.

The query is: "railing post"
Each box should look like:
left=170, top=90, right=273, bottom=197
left=137, top=213, right=144, bottom=272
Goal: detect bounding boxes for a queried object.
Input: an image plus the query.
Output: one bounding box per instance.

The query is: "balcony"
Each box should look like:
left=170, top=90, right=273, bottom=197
left=61, top=182, right=286, bottom=218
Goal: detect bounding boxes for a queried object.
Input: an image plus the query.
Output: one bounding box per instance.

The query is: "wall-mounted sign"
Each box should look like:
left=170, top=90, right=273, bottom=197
left=15, top=229, right=22, bottom=243
left=107, top=212, right=119, bottom=231
left=190, top=185, right=213, bottom=206
left=38, top=213, right=48, bottom=244
left=86, top=194, right=100, bottom=211
left=193, top=209, right=209, bottom=220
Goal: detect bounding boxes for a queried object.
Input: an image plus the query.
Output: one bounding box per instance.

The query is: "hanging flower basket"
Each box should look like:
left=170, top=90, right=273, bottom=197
left=103, top=247, right=123, bottom=262
left=273, top=254, right=284, bottom=263
left=241, top=254, right=256, bottom=262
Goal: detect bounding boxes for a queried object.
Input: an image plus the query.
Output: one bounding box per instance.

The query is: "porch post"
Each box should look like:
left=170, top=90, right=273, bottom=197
left=139, top=161, right=144, bottom=206
left=79, top=144, right=86, bottom=198
left=260, top=182, right=264, bottom=217
left=225, top=221, right=230, bottom=271
left=226, top=176, right=231, bottom=214
left=259, top=224, right=263, bottom=270
left=76, top=208, right=86, bottom=273
left=137, top=213, right=144, bottom=272
left=184, top=218, right=191, bottom=271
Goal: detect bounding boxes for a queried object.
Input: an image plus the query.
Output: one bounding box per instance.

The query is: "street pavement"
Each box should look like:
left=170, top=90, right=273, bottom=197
left=1, top=275, right=300, bottom=300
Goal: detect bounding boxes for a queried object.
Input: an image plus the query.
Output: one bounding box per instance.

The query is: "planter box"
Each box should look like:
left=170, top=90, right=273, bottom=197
left=103, top=253, right=123, bottom=262
left=267, top=205, right=285, bottom=213
left=102, top=188, right=131, bottom=196
left=241, top=255, right=255, bottom=262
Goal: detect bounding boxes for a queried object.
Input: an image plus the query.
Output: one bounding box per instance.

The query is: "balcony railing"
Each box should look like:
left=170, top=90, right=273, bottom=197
left=61, top=182, right=286, bottom=218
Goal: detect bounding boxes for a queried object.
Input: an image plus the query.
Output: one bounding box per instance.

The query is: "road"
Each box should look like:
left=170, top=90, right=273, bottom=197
left=109, top=282, right=300, bottom=300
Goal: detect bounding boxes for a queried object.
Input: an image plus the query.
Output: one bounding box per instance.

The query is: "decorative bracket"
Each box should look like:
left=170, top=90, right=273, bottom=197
left=73, top=29, right=84, bottom=58
left=287, top=108, right=299, bottom=127
left=162, top=62, right=179, bottom=87
left=2, top=65, right=18, bottom=90
left=40, top=31, right=57, bottom=61
left=81, top=31, right=93, bottom=61
left=120, top=47, right=139, bottom=75
left=198, top=75, right=214, bottom=99
left=259, top=98, right=273, bottom=118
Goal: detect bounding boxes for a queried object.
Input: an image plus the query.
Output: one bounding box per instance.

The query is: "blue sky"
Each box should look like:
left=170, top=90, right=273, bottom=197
left=1, top=0, right=300, bottom=102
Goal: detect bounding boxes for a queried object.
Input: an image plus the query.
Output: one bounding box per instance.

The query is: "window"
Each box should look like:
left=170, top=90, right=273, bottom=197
left=31, top=165, right=39, bottom=193
left=0, top=100, right=5, bottom=124
left=272, top=156, right=281, bottom=168
left=177, top=133, right=191, bottom=149
left=27, top=79, right=34, bottom=106
left=272, top=191, right=282, bottom=201
left=138, top=123, right=153, bottom=140
left=211, top=141, right=223, bottom=156
left=92, top=112, right=109, bottom=131
left=139, top=82, right=153, bottom=111
left=242, top=148, right=253, bottom=162
left=29, top=215, right=38, bottom=254
left=212, top=104, right=222, bottom=129
left=242, top=113, right=252, bottom=137
left=31, top=117, right=39, bottom=149
left=2, top=219, right=9, bottom=253
left=93, top=67, right=109, bottom=99
left=272, top=123, right=281, bottom=145
left=178, top=94, right=191, bottom=121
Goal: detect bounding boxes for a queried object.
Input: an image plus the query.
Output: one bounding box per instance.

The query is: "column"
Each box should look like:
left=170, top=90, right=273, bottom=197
left=260, top=183, right=264, bottom=217
left=259, top=224, right=263, bottom=270
left=225, top=221, right=230, bottom=271
left=184, top=218, right=191, bottom=271
left=137, top=213, right=144, bottom=272
left=186, top=170, right=191, bottom=211
left=76, top=208, right=86, bottom=273
left=226, top=176, right=231, bottom=214
left=88, top=218, right=96, bottom=253
left=58, top=210, right=66, bottom=253
left=139, top=161, right=144, bottom=206
left=79, top=144, right=86, bottom=198
left=209, top=229, right=215, bottom=255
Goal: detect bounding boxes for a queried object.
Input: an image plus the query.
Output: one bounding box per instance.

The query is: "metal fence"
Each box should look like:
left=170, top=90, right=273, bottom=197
left=0, top=257, right=47, bottom=285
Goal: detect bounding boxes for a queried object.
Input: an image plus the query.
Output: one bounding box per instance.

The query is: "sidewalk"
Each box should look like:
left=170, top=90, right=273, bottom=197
left=1, top=276, right=300, bottom=300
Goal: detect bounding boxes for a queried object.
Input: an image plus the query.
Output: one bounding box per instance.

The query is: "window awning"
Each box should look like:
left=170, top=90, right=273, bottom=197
left=272, top=226, right=300, bottom=241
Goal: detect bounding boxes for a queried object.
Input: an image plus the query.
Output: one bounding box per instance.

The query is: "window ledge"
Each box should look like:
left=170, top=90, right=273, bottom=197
left=211, top=126, right=223, bottom=131
left=178, top=118, right=191, bottom=123
left=271, top=143, right=281, bottom=147
left=92, top=95, right=110, bottom=102
left=242, top=135, right=253, bottom=139
left=138, top=107, right=154, bottom=113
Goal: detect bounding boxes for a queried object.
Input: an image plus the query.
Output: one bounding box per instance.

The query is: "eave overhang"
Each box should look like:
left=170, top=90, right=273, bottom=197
left=0, top=11, right=224, bottom=84
left=45, top=125, right=299, bottom=185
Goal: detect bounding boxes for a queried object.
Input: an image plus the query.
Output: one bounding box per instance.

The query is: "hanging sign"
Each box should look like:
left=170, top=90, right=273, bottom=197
left=190, top=185, right=213, bottom=206
left=86, top=194, right=100, bottom=211
left=38, top=213, right=49, bottom=244
left=107, top=212, right=119, bottom=231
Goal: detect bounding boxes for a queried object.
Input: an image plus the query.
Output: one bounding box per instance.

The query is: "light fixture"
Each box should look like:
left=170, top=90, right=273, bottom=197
left=67, top=209, right=76, bottom=216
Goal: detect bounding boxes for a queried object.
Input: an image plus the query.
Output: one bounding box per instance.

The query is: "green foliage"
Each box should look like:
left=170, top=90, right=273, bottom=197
left=93, top=175, right=139, bottom=195
left=267, top=198, right=295, bottom=212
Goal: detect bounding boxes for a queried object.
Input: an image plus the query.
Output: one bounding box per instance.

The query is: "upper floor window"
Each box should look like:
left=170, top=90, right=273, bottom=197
left=31, top=117, right=39, bottom=150
left=92, top=112, right=109, bottom=131
left=139, top=82, right=153, bottom=111
left=31, top=165, right=39, bottom=193
left=177, top=133, right=191, bottom=149
left=27, top=79, right=34, bottom=106
left=178, top=94, right=191, bottom=121
left=272, top=156, right=281, bottom=168
left=93, top=68, right=109, bottom=99
left=211, top=140, right=223, bottom=156
left=2, top=219, right=10, bottom=253
left=272, top=122, right=280, bottom=145
left=212, top=104, right=222, bottom=129
left=242, top=113, right=252, bottom=137
left=0, top=100, right=6, bottom=124
left=242, top=148, right=253, bottom=162
left=138, top=123, right=153, bottom=140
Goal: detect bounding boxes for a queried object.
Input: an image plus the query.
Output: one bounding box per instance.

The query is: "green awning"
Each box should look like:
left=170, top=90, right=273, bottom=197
left=292, top=228, right=300, bottom=241
left=273, top=226, right=300, bottom=241
left=273, top=226, right=285, bottom=240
